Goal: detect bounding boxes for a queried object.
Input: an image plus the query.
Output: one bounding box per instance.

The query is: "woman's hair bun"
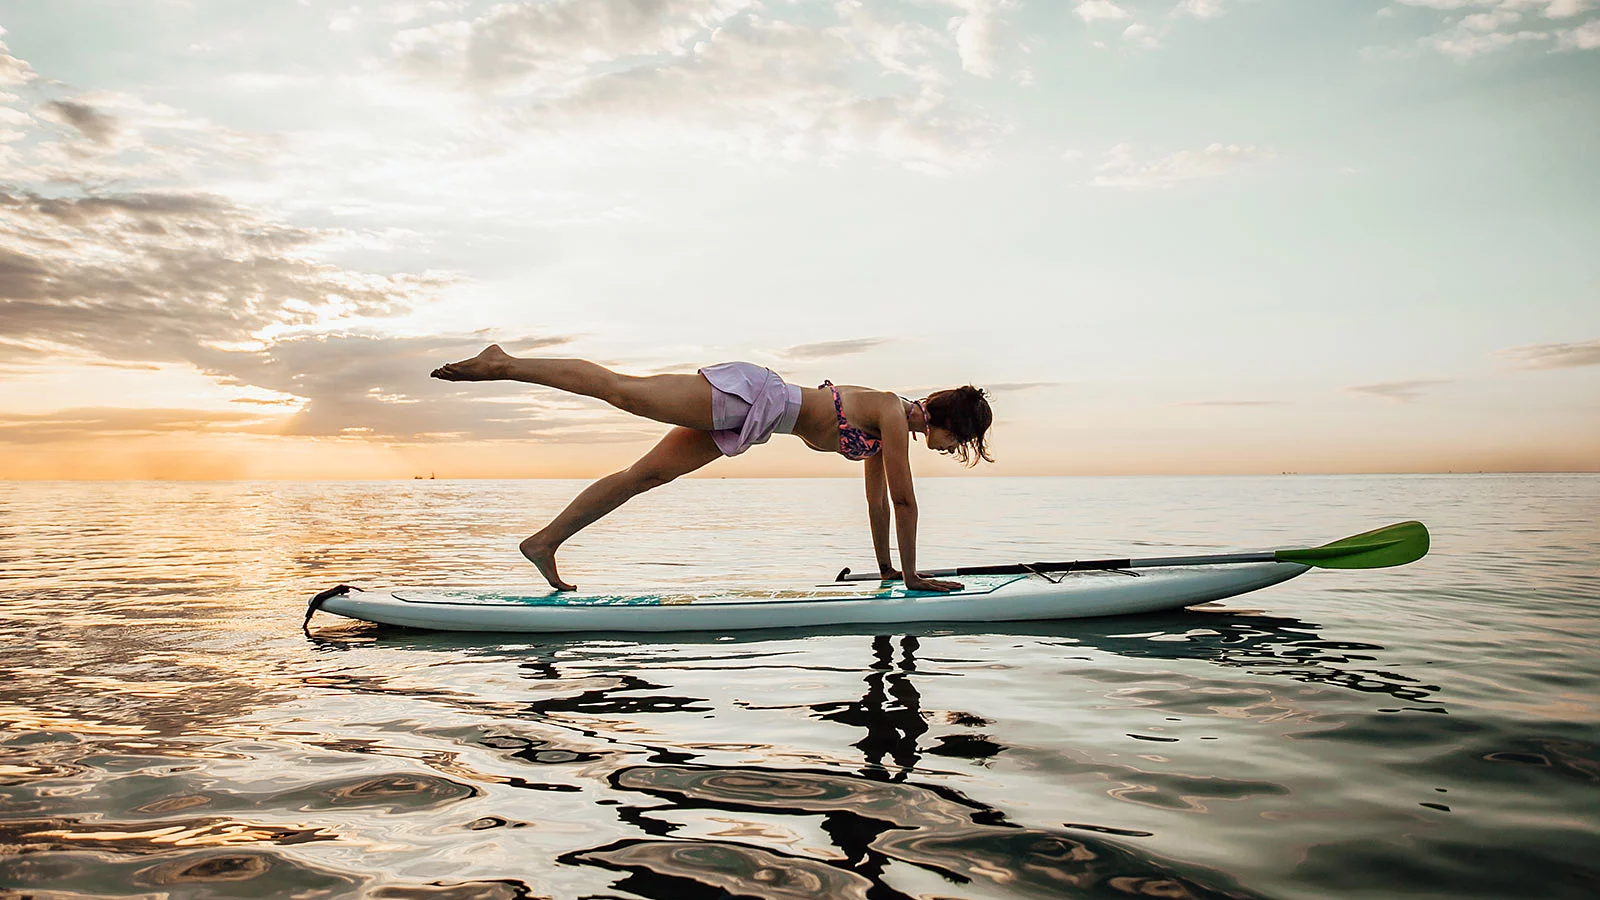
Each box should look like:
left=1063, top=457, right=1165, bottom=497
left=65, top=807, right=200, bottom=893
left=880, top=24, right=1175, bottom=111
left=924, top=384, right=994, bottom=467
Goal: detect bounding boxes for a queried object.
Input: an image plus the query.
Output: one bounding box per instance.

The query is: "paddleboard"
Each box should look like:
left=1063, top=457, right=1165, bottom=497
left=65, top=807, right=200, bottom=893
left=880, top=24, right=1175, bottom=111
left=309, top=561, right=1309, bottom=633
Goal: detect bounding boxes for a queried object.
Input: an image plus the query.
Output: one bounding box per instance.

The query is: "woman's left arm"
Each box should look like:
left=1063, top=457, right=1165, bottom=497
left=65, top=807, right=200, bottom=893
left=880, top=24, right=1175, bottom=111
left=863, top=453, right=897, bottom=578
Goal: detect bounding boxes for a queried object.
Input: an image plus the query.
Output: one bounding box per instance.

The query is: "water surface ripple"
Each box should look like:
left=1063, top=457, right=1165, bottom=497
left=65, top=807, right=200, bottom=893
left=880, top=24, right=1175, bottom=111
left=2, top=475, right=1598, bottom=898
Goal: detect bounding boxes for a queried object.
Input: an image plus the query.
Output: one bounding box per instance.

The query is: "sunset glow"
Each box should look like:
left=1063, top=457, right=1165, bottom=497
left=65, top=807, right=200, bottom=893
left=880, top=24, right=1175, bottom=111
left=1, top=1, right=1596, bottom=479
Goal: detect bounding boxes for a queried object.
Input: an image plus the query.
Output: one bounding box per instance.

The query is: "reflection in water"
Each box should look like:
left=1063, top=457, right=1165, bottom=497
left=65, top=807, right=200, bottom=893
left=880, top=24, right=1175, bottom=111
left=3, top=606, right=1441, bottom=898
left=309, top=604, right=1445, bottom=712
left=0, top=816, right=335, bottom=854
left=1028, top=611, right=1442, bottom=707
left=1479, top=738, right=1600, bottom=784
left=295, top=609, right=1445, bottom=896
left=519, top=673, right=714, bottom=717
left=571, top=838, right=874, bottom=900
left=812, top=635, right=935, bottom=781
left=578, top=762, right=1258, bottom=899
left=0, top=847, right=364, bottom=898
left=367, top=881, right=548, bottom=899
left=558, top=632, right=1261, bottom=898
left=6, top=477, right=1598, bottom=898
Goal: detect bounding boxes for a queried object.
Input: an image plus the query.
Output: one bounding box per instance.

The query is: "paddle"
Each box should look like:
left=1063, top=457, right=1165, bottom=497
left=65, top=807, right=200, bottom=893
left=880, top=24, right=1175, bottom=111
left=835, top=521, right=1429, bottom=582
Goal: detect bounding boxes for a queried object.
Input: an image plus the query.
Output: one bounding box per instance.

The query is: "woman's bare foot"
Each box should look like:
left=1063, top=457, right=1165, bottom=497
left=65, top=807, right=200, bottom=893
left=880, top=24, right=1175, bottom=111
left=520, top=535, right=576, bottom=591
left=431, top=344, right=514, bottom=381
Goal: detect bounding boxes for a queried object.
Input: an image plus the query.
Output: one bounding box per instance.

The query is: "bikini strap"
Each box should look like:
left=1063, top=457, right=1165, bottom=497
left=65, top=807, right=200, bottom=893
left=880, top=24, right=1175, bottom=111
left=822, top=380, right=846, bottom=424
left=912, top=398, right=927, bottom=441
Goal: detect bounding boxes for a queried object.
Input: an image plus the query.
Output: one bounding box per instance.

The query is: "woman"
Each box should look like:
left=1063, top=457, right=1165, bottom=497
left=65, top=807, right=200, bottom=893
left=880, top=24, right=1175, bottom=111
left=431, top=345, right=993, bottom=593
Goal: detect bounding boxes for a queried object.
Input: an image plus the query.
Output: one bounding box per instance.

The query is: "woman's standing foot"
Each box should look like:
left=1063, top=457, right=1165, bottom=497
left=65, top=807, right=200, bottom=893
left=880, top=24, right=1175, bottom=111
left=520, top=535, right=576, bottom=591
left=431, top=344, right=514, bottom=381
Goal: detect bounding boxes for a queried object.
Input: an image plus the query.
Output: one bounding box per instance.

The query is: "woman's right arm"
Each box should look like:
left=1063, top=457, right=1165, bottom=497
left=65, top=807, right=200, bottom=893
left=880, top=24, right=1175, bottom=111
left=876, top=394, right=961, bottom=593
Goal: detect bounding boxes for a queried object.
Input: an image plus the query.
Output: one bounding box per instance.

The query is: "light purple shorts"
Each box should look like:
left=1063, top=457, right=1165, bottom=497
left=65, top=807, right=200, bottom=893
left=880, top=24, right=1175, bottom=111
left=698, top=361, right=802, bottom=457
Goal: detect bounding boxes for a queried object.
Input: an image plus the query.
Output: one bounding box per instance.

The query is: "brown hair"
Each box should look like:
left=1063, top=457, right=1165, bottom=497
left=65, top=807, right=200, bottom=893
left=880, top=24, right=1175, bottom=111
left=924, top=385, right=993, bottom=467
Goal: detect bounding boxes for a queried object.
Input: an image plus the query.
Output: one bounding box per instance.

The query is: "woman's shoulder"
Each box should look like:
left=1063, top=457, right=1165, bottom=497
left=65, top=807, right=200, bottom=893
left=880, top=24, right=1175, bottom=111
left=833, top=382, right=895, bottom=397
left=853, top=388, right=907, bottom=426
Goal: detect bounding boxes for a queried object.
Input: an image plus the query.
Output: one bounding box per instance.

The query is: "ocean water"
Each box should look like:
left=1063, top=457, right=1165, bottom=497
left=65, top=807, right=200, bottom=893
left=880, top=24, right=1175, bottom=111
left=1, top=474, right=1597, bottom=899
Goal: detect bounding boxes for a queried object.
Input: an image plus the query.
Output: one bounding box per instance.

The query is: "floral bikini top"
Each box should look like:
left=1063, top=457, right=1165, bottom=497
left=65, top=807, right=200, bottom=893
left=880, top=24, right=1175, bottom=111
left=820, top=381, right=927, bottom=461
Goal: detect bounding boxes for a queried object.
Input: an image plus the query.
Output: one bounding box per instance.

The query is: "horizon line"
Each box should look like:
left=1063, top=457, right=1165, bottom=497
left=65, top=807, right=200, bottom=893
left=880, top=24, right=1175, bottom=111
left=4, top=470, right=1597, bottom=483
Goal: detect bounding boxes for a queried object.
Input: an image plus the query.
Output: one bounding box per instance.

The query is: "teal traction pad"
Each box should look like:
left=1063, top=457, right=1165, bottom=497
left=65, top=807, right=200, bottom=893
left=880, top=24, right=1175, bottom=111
left=392, top=574, right=1031, bottom=607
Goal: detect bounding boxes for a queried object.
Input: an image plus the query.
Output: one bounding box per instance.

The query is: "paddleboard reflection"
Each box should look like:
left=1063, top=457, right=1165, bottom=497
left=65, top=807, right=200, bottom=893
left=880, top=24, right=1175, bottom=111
left=295, top=610, right=1437, bottom=898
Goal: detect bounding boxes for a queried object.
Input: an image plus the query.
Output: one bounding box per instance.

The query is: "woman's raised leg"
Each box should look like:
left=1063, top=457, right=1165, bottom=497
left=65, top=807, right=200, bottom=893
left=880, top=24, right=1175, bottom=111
left=431, top=344, right=714, bottom=429
left=519, top=426, right=723, bottom=590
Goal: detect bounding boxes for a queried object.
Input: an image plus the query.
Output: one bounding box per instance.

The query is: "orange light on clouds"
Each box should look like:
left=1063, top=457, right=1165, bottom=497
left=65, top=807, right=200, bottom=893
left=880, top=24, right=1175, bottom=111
left=1, top=6, right=1597, bottom=479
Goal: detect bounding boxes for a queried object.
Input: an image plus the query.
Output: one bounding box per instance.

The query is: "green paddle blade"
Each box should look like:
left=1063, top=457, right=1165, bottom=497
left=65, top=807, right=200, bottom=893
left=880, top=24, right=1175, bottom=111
left=1275, top=521, right=1429, bottom=569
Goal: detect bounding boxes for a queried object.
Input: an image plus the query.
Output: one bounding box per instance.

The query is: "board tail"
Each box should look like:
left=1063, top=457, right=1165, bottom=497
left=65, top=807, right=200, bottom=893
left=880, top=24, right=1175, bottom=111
left=304, top=583, right=362, bottom=634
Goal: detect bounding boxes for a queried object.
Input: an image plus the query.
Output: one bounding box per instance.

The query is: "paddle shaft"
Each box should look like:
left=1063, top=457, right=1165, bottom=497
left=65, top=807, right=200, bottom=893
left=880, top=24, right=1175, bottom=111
left=837, top=521, right=1427, bottom=582
left=837, top=551, right=1279, bottom=582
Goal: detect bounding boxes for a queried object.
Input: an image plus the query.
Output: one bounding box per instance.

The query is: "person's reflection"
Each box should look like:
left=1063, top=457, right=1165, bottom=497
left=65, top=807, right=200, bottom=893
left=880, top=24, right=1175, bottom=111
left=802, top=634, right=924, bottom=881
left=544, top=630, right=1267, bottom=899
left=812, top=635, right=928, bottom=782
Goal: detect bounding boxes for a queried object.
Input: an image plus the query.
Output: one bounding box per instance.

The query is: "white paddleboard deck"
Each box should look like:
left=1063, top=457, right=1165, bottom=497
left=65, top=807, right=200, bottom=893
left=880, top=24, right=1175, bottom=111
left=314, top=561, right=1309, bottom=633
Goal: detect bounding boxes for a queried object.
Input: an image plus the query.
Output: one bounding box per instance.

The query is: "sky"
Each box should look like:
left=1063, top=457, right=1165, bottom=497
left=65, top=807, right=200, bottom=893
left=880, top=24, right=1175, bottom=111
left=0, top=0, right=1596, bottom=480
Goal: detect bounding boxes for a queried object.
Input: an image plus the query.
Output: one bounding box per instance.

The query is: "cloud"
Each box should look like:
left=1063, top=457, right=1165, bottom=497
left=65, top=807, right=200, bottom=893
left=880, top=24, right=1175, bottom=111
left=0, top=181, right=594, bottom=446
left=0, top=30, right=39, bottom=86
left=1074, top=1, right=1131, bottom=23
left=1545, top=0, right=1596, bottom=16
left=0, top=407, right=274, bottom=445
left=82, top=360, right=162, bottom=370
left=0, top=19, right=672, bottom=450
left=230, top=396, right=299, bottom=406
left=1345, top=379, right=1450, bottom=402
left=1557, top=17, right=1600, bottom=46
left=0, top=332, right=676, bottom=446
left=1122, top=23, right=1161, bottom=49
left=181, top=332, right=664, bottom=443
left=834, top=1, right=950, bottom=88
left=4, top=86, right=280, bottom=191
left=391, top=1, right=996, bottom=171
left=389, top=0, right=758, bottom=88
left=1178, top=399, right=1284, bottom=407
left=1495, top=338, right=1600, bottom=369
left=0, top=188, right=445, bottom=365
left=1091, top=142, right=1275, bottom=188
left=1426, top=24, right=1550, bottom=59
left=982, top=381, right=1058, bottom=393
left=1177, top=0, right=1226, bottom=19
left=896, top=380, right=1055, bottom=398
left=1397, top=0, right=1592, bottom=14
left=1462, top=9, right=1523, bottom=31
left=1392, top=0, right=1600, bottom=59
left=777, top=338, right=888, bottom=360
left=941, top=0, right=1014, bottom=78
left=39, top=100, right=120, bottom=146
